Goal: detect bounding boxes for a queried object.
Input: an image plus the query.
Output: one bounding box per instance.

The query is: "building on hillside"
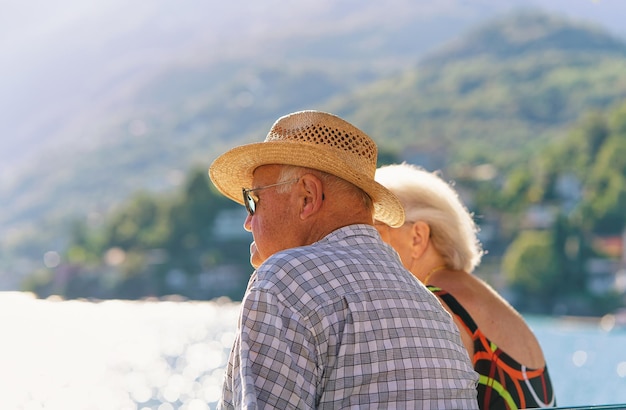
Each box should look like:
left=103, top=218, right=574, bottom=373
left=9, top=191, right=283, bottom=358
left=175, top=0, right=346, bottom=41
left=588, top=229, right=626, bottom=295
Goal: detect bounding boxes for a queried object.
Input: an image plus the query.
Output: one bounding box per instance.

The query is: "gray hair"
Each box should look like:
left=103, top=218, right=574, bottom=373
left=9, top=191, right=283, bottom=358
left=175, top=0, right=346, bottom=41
left=277, top=165, right=373, bottom=212
left=375, top=163, right=483, bottom=273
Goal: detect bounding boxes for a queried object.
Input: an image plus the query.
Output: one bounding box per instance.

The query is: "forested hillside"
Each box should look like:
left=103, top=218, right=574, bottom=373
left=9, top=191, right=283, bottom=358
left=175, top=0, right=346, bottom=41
left=501, top=101, right=626, bottom=315
left=24, top=100, right=626, bottom=316
left=331, top=12, right=626, bottom=171
left=4, top=11, right=626, bottom=315
left=4, top=12, right=626, bottom=237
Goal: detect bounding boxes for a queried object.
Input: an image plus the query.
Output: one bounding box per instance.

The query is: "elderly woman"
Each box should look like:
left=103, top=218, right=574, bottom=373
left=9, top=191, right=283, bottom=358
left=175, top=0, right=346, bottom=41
left=375, top=163, right=556, bottom=410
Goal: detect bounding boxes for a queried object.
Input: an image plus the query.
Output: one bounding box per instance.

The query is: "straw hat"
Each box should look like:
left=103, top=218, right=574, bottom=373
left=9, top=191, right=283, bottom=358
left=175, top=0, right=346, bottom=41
left=208, top=110, right=405, bottom=227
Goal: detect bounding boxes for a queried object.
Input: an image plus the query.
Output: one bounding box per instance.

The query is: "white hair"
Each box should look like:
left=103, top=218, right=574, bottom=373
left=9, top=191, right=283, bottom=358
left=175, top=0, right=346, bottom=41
left=277, top=165, right=373, bottom=211
left=375, top=163, right=483, bottom=273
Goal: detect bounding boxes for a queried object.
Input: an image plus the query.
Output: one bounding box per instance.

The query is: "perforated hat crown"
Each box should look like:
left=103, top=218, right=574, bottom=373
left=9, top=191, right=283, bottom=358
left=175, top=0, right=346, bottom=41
left=209, top=110, right=405, bottom=227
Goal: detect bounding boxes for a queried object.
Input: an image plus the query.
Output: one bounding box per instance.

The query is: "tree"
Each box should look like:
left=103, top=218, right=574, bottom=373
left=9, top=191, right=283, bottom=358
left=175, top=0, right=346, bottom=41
left=502, top=230, right=561, bottom=313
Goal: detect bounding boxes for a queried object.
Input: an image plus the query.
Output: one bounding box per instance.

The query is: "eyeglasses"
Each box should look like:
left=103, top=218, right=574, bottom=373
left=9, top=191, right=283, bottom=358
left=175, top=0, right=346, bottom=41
left=242, top=178, right=299, bottom=216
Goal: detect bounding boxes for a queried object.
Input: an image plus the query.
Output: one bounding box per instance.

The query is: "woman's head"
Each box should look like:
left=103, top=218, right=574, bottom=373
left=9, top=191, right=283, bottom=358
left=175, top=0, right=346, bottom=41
left=375, top=163, right=483, bottom=273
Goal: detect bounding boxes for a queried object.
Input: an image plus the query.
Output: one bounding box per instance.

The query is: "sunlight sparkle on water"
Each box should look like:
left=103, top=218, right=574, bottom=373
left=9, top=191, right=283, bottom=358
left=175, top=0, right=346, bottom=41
left=4, top=293, right=626, bottom=408
left=572, top=350, right=588, bottom=367
left=0, top=292, right=239, bottom=410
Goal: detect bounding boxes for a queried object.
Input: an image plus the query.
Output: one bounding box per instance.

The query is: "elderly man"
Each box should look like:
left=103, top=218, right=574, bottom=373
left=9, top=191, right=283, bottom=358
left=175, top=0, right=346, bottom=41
left=209, top=110, right=478, bottom=409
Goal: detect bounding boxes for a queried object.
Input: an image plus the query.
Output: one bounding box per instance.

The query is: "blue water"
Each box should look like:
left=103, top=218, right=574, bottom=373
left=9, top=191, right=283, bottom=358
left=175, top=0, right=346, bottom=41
left=527, top=315, right=626, bottom=407
left=0, top=292, right=624, bottom=409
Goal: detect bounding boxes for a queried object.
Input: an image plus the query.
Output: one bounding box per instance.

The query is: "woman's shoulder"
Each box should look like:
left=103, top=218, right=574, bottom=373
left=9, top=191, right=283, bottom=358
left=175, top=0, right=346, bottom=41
left=431, top=270, right=486, bottom=302
left=433, top=270, right=547, bottom=368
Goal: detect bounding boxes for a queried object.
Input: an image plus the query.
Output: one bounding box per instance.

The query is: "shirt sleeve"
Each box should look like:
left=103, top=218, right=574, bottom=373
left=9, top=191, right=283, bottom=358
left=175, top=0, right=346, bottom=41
left=233, top=288, right=319, bottom=409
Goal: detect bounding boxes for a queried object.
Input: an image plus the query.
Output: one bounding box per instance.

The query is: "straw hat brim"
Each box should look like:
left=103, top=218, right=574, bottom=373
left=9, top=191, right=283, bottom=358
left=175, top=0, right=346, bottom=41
left=209, top=140, right=405, bottom=227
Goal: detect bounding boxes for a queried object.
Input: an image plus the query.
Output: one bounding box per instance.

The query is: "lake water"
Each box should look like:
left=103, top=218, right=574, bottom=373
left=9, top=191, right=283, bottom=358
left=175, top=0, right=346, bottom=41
left=1, top=292, right=625, bottom=410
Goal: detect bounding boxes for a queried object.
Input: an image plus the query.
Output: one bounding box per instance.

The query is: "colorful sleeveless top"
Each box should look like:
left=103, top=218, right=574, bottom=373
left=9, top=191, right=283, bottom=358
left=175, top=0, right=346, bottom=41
left=428, top=285, right=556, bottom=410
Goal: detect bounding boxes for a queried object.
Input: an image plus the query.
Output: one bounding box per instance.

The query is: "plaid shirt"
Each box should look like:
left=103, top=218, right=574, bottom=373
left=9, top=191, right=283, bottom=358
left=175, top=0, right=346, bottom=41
left=219, top=225, right=478, bottom=409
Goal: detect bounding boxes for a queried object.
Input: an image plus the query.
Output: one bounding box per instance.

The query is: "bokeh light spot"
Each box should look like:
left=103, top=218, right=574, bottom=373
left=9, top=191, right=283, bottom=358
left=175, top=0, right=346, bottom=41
left=105, top=247, right=126, bottom=266
left=572, top=350, right=587, bottom=367
left=43, top=251, right=61, bottom=268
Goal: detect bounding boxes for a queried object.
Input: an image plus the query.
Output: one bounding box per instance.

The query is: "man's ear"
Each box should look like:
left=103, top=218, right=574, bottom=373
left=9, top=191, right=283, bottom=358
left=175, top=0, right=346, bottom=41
left=298, top=174, right=324, bottom=220
left=410, top=220, right=431, bottom=259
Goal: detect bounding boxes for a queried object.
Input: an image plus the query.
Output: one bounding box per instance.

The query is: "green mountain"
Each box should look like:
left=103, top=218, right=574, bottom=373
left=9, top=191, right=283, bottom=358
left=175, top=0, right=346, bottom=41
left=3, top=10, right=626, bottom=296
left=330, top=11, right=626, bottom=172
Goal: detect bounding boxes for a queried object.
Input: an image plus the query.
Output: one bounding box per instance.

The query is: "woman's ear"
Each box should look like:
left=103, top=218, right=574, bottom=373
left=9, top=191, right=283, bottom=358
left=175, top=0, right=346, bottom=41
left=409, top=220, right=431, bottom=259
left=298, top=174, right=324, bottom=220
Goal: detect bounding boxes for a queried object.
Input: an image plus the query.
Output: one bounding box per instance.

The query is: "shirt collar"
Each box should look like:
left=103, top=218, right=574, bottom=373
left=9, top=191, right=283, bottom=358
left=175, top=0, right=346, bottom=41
left=317, top=223, right=380, bottom=244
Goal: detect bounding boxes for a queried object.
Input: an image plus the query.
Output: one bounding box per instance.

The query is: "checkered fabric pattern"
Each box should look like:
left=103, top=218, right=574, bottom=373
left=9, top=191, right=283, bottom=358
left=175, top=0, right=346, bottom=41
left=218, top=225, right=478, bottom=409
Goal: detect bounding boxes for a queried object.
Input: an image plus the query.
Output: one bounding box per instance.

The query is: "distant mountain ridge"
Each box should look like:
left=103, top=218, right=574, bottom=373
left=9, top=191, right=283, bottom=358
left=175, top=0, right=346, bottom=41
left=3, top=1, right=625, bottom=178
left=332, top=11, right=626, bottom=174
left=3, top=9, right=626, bottom=256
left=423, top=11, right=626, bottom=65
